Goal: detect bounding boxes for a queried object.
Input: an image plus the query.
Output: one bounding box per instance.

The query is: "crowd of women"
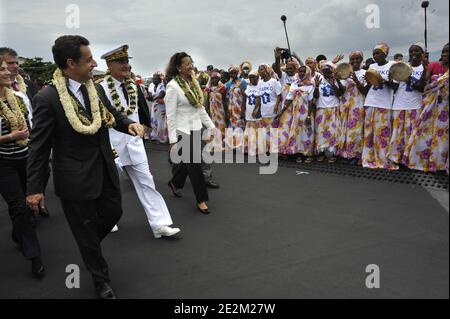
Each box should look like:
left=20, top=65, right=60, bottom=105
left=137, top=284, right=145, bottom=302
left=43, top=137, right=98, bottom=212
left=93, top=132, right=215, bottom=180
left=147, top=42, right=449, bottom=173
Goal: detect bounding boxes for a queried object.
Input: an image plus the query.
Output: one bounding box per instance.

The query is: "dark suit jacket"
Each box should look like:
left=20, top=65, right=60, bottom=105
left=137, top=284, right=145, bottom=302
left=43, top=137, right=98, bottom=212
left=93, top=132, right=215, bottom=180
left=25, top=79, right=38, bottom=103
left=137, top=85, right=151, bottom=128
left=27, top=83, right=134, bottom=201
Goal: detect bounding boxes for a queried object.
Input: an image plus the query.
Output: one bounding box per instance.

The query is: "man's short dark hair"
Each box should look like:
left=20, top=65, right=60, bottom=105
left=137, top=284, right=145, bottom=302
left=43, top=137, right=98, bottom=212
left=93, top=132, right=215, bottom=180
left=52, top=35, right=90, bottom=69
left=394, top=53, right=404, bottom=60
left=316, top=55, right=327, bottom=63
left=0, top=47, right=18, bottom=57
left=207, top=65, right=214, bottom=71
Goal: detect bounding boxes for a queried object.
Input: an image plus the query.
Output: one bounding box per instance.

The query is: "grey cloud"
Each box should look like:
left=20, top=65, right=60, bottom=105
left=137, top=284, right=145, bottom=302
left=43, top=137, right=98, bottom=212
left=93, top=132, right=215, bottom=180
left=1, top=0, right=448, bottom=77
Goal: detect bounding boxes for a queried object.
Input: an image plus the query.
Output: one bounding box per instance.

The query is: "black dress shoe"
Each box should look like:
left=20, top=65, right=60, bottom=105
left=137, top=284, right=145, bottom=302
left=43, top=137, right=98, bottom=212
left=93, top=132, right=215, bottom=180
left=197, top=205, right=211, bottom=215
left=31, top=257, right=46, bottom=279
left=39, top=206, right=50, bottom=218
left=168, top=181, right=182, bottom=198
left=96, top=283, right=118, bottom=299
left=206, top=181, right=220, bottom=189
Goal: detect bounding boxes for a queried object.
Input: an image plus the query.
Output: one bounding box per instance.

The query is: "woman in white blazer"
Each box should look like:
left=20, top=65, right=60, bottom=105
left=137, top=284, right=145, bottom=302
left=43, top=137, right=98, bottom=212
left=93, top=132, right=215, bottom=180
left=165, top=52, right=216, bottom=214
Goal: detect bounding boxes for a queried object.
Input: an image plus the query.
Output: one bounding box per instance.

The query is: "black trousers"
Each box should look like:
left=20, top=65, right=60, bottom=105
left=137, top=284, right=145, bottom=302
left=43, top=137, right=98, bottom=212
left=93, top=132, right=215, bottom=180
left=171, top=131, right=209, bottom=204
left=60, top=159, right=122, bottom=285
left=0, top=158, right=41, bottom=260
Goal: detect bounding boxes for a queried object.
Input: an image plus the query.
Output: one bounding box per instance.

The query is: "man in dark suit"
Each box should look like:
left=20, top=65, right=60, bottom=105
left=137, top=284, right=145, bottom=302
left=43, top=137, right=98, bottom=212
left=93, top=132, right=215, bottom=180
left=26, top=35, right=144, bottom=299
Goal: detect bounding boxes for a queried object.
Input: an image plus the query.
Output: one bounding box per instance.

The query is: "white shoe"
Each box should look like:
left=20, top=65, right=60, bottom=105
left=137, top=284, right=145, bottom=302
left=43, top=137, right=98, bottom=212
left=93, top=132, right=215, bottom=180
left=110, top=225, right=119, bottom=233
left=153, top=226, right=180, bottom=239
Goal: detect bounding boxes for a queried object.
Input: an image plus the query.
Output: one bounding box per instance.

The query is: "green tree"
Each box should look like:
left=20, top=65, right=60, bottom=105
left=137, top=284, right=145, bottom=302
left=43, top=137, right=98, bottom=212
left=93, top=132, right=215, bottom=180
left=20, top=57, right=56, bottom=83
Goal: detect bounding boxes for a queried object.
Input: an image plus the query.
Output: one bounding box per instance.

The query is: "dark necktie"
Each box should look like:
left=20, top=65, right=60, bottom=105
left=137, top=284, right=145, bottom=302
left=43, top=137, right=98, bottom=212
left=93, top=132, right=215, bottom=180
left=79, top=84, right=92, bottom=117
left=120, top=83, right=129, bottom=105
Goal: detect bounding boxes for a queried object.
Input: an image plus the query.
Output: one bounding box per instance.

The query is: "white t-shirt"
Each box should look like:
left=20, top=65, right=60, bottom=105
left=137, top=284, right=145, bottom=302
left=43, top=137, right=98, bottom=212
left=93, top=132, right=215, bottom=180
left=245, top=85, right=260, bottom=121
left=354, top=69, right=367, bottom=86
left=364, top=61, right=396, bottom=109
left=286, top=82, right=315, bottom=102
left=258, top=78, right=282, bottom=118
left=392, top=65, right=424, bottom=110
left=316, top=79, right=340, bottom=108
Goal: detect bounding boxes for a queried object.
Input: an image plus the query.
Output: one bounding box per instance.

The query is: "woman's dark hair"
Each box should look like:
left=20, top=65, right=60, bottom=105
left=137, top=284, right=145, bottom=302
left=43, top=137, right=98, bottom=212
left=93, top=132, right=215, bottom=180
left=52, top=35, right=90, bottom=69
left=165, top=52, right=191, bottom=83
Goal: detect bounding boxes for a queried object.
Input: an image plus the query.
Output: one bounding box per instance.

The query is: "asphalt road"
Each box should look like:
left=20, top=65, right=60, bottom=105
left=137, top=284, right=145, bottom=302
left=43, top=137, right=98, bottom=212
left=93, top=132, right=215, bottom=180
left=0, top=147, right=448, bottom=299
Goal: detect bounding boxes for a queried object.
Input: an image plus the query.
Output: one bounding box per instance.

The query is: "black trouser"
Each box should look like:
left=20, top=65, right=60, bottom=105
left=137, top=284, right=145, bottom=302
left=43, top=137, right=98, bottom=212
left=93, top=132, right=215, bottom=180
left=0, top=158, right=41, bottom=260
left=60, top=160, right=122, bottom=285
left=171, top=131, right=209, bottom=204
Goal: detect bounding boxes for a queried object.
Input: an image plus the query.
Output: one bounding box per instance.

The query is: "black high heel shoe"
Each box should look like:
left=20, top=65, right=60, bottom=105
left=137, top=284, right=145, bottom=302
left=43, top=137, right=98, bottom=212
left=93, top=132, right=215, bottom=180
left=197, top=205, right=211, bottom=215
left=168, top=181, right=182, bottom=198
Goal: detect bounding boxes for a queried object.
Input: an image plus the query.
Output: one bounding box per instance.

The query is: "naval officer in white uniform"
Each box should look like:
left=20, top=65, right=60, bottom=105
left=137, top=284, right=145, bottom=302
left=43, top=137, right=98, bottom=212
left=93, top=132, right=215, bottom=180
left=99, top=45, right=180, bottom=239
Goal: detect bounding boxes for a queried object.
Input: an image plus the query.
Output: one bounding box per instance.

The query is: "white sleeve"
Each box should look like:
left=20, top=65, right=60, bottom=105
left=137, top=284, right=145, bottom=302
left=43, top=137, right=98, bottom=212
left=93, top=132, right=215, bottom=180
left=274, top=80, right=282, bottom=96
left=199, top=106, right=216, bottom=130
left=164, top=82, right=179, bottom=144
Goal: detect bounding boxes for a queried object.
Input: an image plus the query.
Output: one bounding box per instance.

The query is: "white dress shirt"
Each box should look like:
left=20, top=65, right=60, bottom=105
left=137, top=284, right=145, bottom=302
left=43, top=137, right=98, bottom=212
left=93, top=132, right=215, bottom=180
left=164, top=79, right=215, bottom=144
left=68, top=78, right=88, bottom=109
left=14, top=91, right=33, bottom=127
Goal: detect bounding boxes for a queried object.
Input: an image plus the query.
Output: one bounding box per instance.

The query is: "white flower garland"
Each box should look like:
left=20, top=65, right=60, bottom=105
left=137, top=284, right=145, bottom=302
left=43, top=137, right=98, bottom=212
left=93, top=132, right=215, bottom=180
left=16, top=74, right=28, bottom=95
left=0, top=87, right=29, bottom=146
left=105, top=75, right=137, bottom=116
left=53, top=68, right=101, bottom=135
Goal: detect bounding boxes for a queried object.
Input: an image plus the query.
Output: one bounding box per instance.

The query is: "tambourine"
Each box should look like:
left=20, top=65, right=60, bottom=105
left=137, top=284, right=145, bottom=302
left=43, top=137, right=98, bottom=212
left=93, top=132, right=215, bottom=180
left=390, top=62, right=413, bottom=82
left=365, top=69, right=383, bottom=86
left=335, top=63, right=353, bottom=80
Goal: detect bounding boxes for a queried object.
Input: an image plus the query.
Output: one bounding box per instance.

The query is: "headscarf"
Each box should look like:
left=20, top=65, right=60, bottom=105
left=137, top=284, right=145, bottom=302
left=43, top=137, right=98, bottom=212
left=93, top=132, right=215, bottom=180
left=240, top=61, right=253, bottom=72
left=210, top=71, right=221, bottom=78
left=319, top=60, right=336, bottom=71
left=305, top=56, right=319, bottom=72
left=286, top=59, right=300, bottom=70
left=249, top=70, right=259, bottom=77
left=258, top=64, right=276, bottom=79
left=349, top=50, right=364, bottom=60
left=374, top=42, right=390, bottom=56
left=297, top=65, right=314, bottom=87
left=410, top=42, right=426, bottom=53
left=153, top=71, right=165, bottom=82
left=197, top=71, right=210, bottom=85
left=228, top=65, right=240, bottom=73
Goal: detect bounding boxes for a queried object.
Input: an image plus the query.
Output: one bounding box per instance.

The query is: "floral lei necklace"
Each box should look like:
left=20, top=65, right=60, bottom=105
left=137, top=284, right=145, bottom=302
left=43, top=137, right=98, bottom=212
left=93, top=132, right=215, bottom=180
left=53, top=68, right=115, bottom=135
left=0, top=87, right=29, bottom=146
left=175, top=74, right=204, bottom=107
left=15, top=74, right=28, bottom=95
left=105, top=73, right=138, bottom=116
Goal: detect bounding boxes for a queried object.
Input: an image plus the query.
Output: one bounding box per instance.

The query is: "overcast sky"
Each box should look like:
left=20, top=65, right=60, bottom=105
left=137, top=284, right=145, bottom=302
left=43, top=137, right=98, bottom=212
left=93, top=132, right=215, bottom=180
left=1, top=0, right=448, bottom=77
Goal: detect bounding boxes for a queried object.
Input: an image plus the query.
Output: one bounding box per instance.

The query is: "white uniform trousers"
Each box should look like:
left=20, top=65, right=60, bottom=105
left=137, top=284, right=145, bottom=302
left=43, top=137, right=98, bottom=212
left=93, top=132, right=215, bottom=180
left=124, top=161, right=173, bottom=231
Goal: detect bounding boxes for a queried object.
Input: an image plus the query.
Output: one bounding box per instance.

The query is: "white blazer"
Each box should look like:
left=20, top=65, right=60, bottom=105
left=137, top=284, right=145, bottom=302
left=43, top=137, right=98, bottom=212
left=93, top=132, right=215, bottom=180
left=164, top=79, right=215, bottom=144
